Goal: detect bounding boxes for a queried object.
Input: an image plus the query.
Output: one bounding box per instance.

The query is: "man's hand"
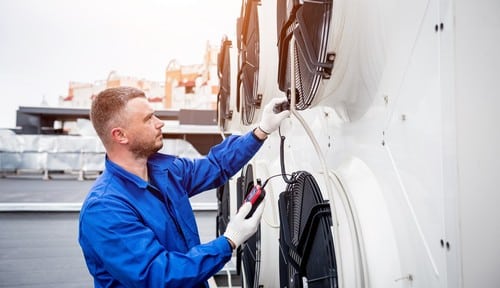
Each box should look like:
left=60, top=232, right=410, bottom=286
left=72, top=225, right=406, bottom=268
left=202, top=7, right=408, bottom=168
left=223, top=201, right=265, bottom=249
left=258, top=97, right=291, bottom=135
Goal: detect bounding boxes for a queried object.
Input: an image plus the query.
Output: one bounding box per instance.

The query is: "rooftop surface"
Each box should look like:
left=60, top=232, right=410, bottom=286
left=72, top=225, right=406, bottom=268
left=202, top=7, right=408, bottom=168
left=0, top=174, right=216, bottom=204
left=0, top=174, right=224, bottom=287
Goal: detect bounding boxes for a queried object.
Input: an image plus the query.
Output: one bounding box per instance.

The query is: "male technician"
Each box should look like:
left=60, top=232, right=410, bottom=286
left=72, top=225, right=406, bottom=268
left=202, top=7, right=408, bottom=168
left=78, top=86, right=289, bottom=287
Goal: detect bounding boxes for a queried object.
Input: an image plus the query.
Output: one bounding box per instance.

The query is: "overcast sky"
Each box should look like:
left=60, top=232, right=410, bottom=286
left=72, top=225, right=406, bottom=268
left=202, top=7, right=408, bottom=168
left=0, top=0, right=241, bottom=128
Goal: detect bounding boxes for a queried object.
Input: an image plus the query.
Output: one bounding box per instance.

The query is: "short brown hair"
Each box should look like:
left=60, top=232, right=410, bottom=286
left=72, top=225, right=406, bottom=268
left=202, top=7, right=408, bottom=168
left=90, top=86, right=145, bottom=145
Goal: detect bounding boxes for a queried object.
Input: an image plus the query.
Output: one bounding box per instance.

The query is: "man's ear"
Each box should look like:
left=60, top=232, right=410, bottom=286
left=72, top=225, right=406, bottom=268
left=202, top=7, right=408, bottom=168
left=111, top=127, right=128, bottom=144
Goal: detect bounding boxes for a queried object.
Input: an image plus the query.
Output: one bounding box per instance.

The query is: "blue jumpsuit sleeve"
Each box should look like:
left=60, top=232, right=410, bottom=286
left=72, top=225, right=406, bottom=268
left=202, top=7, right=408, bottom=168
left=79, top=198, right=232, bottom=288
left=178, top=131, right=263, bottom=196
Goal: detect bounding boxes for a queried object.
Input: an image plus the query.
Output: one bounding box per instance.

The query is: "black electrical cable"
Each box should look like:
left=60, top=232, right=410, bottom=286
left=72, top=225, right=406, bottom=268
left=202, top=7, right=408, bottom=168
left=261, top=173, right=292, bottom=189
left=279, top=127, right=295, bottom=184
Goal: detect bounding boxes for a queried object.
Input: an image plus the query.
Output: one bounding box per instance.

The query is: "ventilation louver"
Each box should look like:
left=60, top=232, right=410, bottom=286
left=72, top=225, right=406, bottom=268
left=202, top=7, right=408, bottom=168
left=279, top=171, right=338, bottom=287
left=277, top=0, right=334, bottom=110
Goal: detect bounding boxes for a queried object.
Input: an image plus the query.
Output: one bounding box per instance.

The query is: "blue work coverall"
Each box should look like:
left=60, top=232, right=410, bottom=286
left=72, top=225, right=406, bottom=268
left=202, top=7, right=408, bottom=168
left=79, top=131, right=263, bottom=287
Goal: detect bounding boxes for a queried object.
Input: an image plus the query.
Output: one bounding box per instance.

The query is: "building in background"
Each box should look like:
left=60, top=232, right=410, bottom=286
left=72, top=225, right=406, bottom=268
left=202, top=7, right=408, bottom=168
left=59, top=42, right=219, bottom=111
left=15, top=42, right=222, bottom=150
left=165, top=42, right=219, bottom=110
left=59, top=71, right=165, bottom=110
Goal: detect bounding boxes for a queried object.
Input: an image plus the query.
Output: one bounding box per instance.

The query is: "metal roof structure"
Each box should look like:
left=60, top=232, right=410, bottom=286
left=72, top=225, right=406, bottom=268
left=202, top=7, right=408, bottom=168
left=14, top=106, right=224, bottom=154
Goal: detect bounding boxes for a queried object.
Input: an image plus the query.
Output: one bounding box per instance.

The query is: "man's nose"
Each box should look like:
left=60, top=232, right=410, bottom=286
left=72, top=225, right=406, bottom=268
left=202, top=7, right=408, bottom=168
left=155, top=116, right=164, bottom=129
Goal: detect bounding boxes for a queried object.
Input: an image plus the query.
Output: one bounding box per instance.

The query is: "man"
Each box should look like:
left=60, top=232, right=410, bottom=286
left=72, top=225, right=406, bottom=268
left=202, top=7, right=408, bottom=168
left=78, top=86, right=290, bottom=287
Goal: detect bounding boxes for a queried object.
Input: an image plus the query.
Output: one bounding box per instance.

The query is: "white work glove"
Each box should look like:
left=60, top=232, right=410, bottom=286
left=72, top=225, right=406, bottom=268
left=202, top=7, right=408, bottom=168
left=223, top=201, right=265, bottom=249
left=258, top=97, right=291, bottom=134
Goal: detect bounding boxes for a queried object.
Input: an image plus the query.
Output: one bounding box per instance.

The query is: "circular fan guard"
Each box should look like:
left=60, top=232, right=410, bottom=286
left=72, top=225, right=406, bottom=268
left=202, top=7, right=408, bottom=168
left=236, top=164, right=262, bottom=288
left=237, top=0, right=261, bottom=125
left=277, top=0, right=335, bottom=110
left=278, top=171, right=338, bottom=288
left=217, top=37, right=233, bottom=130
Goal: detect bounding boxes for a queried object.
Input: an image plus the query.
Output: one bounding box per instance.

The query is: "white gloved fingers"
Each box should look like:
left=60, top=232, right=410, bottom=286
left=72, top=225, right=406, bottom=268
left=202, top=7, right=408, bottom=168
left=246, top=198, right=266, bottom=227
left=265, top=96, right=289, bottom=111
left=235, top=202, right=252, bottom=220
left=275, top=109, right=291, bottom=119
left=259, top=96, right=291, bottom=134
left=223, top=201, right=265, bottom=248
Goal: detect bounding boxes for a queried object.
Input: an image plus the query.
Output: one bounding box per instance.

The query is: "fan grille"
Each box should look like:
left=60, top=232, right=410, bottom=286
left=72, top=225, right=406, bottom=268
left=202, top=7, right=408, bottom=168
left=238, top=0, right=260, bottom=125
left=236, top=164, right=261, bottom=288
left=216, top=183, right=230, bottom=237
left=277, top=0, right=334, bottom=110
left=217, top=37, right=233, bottom=130
left=279, top=171, right=338, bottom=288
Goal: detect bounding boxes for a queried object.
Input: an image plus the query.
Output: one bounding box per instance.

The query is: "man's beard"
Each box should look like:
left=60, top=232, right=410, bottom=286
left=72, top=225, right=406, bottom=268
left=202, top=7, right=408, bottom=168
left=129, top=137, right=163, bottom=159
